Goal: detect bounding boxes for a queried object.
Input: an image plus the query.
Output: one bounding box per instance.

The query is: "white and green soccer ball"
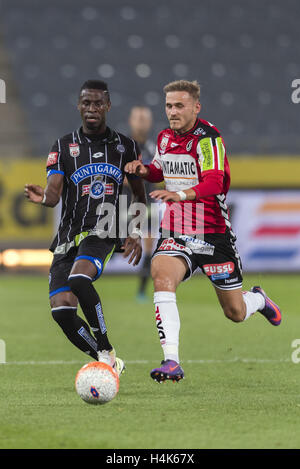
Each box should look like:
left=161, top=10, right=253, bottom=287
left=75, top=362, right=119, bottom=405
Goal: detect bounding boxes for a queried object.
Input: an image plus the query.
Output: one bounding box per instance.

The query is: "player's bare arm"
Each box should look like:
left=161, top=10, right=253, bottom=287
left=121, top=177, right=147, bottom=266
left=24, top=173, right=64, bottom=207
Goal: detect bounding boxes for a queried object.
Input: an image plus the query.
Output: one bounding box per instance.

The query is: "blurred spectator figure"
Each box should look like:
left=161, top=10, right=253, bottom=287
left=129, top=106, right=156, bottom=302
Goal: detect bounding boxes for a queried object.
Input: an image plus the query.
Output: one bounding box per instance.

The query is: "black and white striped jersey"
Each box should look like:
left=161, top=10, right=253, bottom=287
left=46, top=126, right=140, bottom=253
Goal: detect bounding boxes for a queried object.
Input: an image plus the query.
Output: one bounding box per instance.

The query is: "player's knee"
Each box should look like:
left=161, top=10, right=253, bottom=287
left=151, top=264, right=175, bottom=291
left=152, top=273, right=176, bottom=292
left=223, top=305, right=244, bottom=323
left=51, top=306, right=76, bottom=326
left=50, top=296, right=73, bottom=310
left=52, top=308, right=65, bottom=324
left=68, top=274, right=92, bottom=296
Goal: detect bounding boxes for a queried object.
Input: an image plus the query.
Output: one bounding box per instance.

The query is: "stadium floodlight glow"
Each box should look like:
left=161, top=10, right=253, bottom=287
left=2, top=249, right=52, bottom=267
left=2, top=250, right=20, bottom=267
left=0, top=79, right=6, bottom=103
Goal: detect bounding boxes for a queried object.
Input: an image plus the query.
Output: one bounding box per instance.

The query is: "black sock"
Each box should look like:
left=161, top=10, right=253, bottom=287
left=138, top=254, right=151, bottom=294
left=139, top=276, right=148, bottom=295
left=51, top=306, right=98, bottom=360
left=68, top=274, right=112, bottom=352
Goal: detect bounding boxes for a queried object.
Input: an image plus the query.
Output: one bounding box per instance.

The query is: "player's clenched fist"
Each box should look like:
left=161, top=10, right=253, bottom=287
left=124, top=160, right=149, bottom=178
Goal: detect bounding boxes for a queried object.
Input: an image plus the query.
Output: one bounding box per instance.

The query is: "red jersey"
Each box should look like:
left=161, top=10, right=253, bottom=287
left=145, top=118, right=231, bottom=235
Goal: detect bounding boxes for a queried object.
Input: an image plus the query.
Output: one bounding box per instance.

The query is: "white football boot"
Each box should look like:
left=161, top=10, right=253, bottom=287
left=97, top=347, right=125, bottom=377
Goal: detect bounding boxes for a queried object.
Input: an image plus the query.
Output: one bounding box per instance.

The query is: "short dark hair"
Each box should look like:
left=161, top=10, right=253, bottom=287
left=79, top=80, right=110, bottom=101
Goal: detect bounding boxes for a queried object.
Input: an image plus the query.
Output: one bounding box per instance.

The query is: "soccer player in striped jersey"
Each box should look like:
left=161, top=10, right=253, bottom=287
left=125, top=80, right=282, bottom=383
left=25, top=80, right=146, bottom=376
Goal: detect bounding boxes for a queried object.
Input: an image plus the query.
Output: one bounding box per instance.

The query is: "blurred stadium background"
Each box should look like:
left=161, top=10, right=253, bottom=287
left=1, top=0, right=300, bottom=451
left=0, top=0, right=299, bottom=273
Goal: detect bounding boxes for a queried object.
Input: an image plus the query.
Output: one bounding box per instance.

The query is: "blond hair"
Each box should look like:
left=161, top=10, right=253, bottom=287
left=163, top=80, right=200, bottom=101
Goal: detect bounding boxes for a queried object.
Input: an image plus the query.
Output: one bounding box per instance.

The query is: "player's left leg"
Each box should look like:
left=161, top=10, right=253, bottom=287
left=214, top=287, right=260, bottom=322
left=201, top=229, right=282, bottom=326
left=214, top=286, right=282, bottom=325
left=49, top=251, right=99, bottom=360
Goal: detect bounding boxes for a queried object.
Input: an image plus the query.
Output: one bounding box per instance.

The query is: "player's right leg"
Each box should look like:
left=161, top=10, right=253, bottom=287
left=49, top=249, right=99, bottom=360
left=150, top=252, right=188, bottom=383
left=50, top=288, right=98, bottom=361
left=66, top=236, right=125, bottom=376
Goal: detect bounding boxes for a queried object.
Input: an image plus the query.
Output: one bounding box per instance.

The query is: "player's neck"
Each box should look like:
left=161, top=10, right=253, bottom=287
left=82, top=124, right=108, bottom=136
left=82, top=125, right=109, bottom=139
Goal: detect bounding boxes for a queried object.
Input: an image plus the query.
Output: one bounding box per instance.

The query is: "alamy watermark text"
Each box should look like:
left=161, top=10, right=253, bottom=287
left=0, top=79, right=6, bottom=103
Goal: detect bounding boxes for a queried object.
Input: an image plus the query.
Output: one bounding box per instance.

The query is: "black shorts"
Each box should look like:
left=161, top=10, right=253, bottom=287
left=152, top=229, right=243, bottom=290
left=49, top=236, right=115, bottom=298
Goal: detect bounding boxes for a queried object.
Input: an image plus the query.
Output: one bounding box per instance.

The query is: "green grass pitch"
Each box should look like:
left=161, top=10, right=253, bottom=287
left=0, top=272, right=300, bottom=449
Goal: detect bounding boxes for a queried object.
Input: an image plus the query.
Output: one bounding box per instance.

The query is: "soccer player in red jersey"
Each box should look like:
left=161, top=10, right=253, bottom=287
left=125, top=80, right=282, bottom=383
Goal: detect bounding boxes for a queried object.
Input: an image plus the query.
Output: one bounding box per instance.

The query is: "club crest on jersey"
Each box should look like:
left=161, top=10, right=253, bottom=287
left=160, top=135, right=169, bottom=154
left=89, top=177, right=105, bottom=199
left=116, top=144, right=125, bottom=154
left=69, top=143, right=80, bottom=157
left=186, top=140, right=193, bottom=152
left=82, top=182, right=114, bottom=197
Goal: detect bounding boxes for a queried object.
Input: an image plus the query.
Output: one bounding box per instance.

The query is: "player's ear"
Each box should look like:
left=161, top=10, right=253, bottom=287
left=196, top=101, right=201, bottom=114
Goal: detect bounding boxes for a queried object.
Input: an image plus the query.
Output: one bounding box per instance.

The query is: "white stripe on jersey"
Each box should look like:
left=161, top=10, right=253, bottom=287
left=209, top=138, right=215, bottom=170
left=215, top=139, right=221, bottom=171
left=66, top=132, right=79, bottom=242
left=76, top=129, right=82, bottom=144
left=94, top=141, right=109, bottom=231
left=107, top=133, right=123, bottom=236
left=57, top=138, right=62, bottom=172
left=79, top=145, right=93, bottom=234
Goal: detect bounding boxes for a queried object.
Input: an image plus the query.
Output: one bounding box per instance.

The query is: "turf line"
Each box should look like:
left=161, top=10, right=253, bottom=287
left=0, top=358, right=292, bottom=366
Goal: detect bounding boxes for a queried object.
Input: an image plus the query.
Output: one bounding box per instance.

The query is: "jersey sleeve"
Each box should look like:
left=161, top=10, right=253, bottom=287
left=144, top=145, right=164, bottom=183
left=46, top=139, right=65, bottom=178
left=192, top=136, right=225, bottom=200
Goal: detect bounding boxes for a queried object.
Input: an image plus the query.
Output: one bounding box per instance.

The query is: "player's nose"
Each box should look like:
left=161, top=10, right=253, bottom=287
left=87, top=102, right=98, bottom=112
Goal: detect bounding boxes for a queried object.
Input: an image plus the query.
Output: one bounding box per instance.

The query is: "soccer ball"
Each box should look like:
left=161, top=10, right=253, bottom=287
left=75, top=362, right=119, bottom=405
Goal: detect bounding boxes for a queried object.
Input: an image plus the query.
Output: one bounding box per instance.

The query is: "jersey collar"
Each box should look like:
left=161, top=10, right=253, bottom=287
left=171, top=118, right=200, bottom=138
left=78, top=126, right=119, bottom=144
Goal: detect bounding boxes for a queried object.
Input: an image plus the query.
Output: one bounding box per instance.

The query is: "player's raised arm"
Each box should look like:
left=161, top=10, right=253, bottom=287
left=124, top=159, right=149, bottom=178
left=24, top=173, right=64, bottom=207
left=127, top=175, right=147, bottom=206
left=121, top=175, right=147, bottom=266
